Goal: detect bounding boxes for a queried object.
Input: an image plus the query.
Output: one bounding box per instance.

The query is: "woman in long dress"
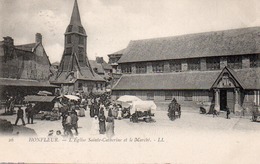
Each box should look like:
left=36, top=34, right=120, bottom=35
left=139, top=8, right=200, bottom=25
left=106, top=109, right=115, bottom=139
left=98, top=109, right=106, bottom=134
left=90, top=115, right=100, bottom=135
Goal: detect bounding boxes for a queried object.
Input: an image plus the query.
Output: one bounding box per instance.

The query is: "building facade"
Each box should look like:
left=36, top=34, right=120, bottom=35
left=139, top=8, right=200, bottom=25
left=51, top=0, right=105, bottom=94
left=112, top=27, right=260, bottom=113
left=0, top=33, right=56, bottom=100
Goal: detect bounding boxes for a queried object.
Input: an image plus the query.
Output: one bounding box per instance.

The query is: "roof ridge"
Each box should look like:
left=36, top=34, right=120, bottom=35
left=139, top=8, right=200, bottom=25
left=130, top=26, right=260, bottom=42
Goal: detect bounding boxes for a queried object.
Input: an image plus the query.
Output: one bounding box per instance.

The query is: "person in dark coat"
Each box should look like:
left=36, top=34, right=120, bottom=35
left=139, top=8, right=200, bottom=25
left=25, top=104, right=34, bottom=124
left=14, top=107, right=25, bottom=126
left=226, top=107, right=230, bottom=119
left=106, top=109, right=114, bottom=139
left=98, top=108, right=106, bottom=134
left=90, top=104, right=95, bottom=118
left=71, top=110, right=79, bottom=135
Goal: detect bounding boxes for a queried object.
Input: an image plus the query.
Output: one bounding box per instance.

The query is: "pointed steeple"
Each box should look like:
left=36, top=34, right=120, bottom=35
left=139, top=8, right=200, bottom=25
left=70, top=0, right=82, bottom=26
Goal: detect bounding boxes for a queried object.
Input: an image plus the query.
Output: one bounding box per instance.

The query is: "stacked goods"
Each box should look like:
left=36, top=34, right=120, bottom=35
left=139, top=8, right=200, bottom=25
left=0, top=119, right=13, bottom=134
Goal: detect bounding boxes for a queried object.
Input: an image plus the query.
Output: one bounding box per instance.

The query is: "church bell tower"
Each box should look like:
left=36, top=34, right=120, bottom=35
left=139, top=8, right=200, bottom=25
left=60, top=0, right=90, bottom=72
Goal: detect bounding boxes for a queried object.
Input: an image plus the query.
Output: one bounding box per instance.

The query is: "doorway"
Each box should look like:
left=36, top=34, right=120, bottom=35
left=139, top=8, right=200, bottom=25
left=220, top=90, right=227, bottom=111
left=220, top=89, right=234, bottom=111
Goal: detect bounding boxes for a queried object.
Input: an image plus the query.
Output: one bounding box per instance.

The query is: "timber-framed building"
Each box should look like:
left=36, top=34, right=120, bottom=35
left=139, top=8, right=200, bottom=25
left=112, top=27, right=260, bottom=113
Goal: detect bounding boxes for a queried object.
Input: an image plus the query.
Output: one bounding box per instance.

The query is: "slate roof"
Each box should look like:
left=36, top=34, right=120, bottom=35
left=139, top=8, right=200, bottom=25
left=112, top=68, right=260, bottom=90
left=108, top=48, right=125, bottom=56
left=89, top=60, right=105, bottom=74
left=15, top=43, right=37, bottom=52
left=118, top=27, right=260, bottom=63
left=0, top=78, right=58, bottom=87
left=51, top=67, right=105, bottom=84
left=101, top=61, right=112, bottom=70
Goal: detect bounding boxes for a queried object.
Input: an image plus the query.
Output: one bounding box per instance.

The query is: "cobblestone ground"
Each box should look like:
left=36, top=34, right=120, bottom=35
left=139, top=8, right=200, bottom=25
left=1, top=107, right=260, bottom=163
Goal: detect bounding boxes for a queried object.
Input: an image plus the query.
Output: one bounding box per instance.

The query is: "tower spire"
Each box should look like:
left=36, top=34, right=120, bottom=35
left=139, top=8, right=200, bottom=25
left=70, top=0, right=82, bottom=26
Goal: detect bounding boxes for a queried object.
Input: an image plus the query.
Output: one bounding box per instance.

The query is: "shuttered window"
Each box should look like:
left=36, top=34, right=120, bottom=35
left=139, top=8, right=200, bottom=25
left=227, top=56, right=242, bottom=69
left=136, top=63, right=147, bottom=74
left=188, top=58, right=200, bottom=71
left=206, top=57, right=220, bottom=70
left=170, top=60, right=181, bottom=72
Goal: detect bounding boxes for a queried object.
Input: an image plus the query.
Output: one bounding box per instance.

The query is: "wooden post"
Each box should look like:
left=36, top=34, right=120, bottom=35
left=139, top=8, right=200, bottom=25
left=214, top=89, right=220, bottom=112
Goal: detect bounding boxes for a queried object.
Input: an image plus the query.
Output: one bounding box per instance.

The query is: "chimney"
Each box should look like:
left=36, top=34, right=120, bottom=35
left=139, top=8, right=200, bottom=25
left=35, top=33, right=42, bottom=43
left=3, top=36, right=14, bottom=46
left=96, top=57, right=103, bottom=64
left=3, top=36, right=14, bottom=57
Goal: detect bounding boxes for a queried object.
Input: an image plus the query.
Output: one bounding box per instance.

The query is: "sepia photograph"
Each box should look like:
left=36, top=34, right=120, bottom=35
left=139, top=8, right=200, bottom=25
left=0, top=0, right=260, bottom=163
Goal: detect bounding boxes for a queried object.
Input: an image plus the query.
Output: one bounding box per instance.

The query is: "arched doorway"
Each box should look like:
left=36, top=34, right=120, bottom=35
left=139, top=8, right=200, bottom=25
left=211, top=67, right=243, bottom=113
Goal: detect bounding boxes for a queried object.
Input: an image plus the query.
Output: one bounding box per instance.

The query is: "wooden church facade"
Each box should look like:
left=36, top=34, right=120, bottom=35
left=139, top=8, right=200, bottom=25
left=112, top=27, right=260, bottom=113
left=51, top=0, right=105, bottom=94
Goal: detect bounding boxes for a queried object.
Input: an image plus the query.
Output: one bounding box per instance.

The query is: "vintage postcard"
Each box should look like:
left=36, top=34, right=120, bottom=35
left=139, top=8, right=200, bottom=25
left=0, top=0, right=260, bottom=163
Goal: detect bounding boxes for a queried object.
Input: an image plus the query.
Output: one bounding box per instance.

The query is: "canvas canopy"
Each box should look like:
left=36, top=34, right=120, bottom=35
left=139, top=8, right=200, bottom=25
left=24, top=95, right=56, bottom=102
left=130, top=100, right=157, bottom=114
left=117, top=95, right=142, bottom=103
left=58, top=95, right=80, bottom=101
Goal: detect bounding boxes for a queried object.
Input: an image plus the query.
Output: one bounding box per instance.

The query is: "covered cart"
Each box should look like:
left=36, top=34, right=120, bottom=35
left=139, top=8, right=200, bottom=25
left=130, top=100, right=156, bottom=123
left=116, top=95, right=143, bottom=119
left=23, top=95, right=59, bottom=121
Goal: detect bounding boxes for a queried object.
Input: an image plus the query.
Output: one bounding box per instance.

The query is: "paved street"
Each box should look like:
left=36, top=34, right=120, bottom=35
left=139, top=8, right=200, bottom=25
left=1, top=107, right=260, bottom=137
left=1, top=107, right=260, bottom=164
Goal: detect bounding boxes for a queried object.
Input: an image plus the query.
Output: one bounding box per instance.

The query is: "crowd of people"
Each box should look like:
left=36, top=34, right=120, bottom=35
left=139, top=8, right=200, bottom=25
left=56, top=92, right=125, bottom=138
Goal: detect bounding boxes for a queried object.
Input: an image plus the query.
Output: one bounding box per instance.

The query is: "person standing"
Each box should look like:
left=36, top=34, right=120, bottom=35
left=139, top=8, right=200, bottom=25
left=14, top=107, right=25, bottom=126
left=117, top=107, right=122, bottom=120
left=25, top=104, right=34, bottom=124
left=71, top=110, right=79, bottom=135
left=64, top=112, right=73, bottom=136
left=98, top=109, right=106, bottom=134
left=106, top=109, right=115, bottom=139
left=90, top=115, right=100, bottom=135
left=226, top=107, right=230, bottom=119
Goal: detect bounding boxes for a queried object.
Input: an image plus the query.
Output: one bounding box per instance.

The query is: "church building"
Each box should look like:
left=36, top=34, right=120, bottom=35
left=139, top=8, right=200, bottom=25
left=51, top=0, right=105, bottom=94
left=112, top=27, right=260, bottom=114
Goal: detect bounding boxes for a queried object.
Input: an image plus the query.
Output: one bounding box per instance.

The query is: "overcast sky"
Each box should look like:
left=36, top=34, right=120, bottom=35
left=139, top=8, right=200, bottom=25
left=1, top=0, right=260, bottom=63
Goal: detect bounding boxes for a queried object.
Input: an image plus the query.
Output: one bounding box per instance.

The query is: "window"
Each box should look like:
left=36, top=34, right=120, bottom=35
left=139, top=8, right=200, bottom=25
left=67, top=35, right=71, bottom=44
left=147, top=92, right=154, bottom=100
left=227, top=56, right=242, bottom=69
left=206, top=57, right=220, bottom=70
left=68, top=25, right=73, bottom=32
left=79, top=26, right=84, bottom=33
left=152, top=62, right=164, bottom=73
left=250, top=54, right=260, bottom=68
left=136, top=63, right=147, bottom=74
left=66, top=47, right=72, bottom=54
left=100, top=84, right=103, bottom=90
left=188, top=58, right=200, bottom=71
left=170, top=60, right=181, bottom=72
left=165, top=92, right=172, bottom=100
left=121, top=64, right=132, bottom=74
left=79, top=36, right=84, bottom=45
left=78, top=82, right=83, bottom=90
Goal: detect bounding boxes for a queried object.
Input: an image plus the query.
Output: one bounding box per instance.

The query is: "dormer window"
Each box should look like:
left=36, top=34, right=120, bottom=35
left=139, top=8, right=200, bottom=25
left=79, top=26, right=84, bottom=33
left=68, top=25, right=73, bottom=32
